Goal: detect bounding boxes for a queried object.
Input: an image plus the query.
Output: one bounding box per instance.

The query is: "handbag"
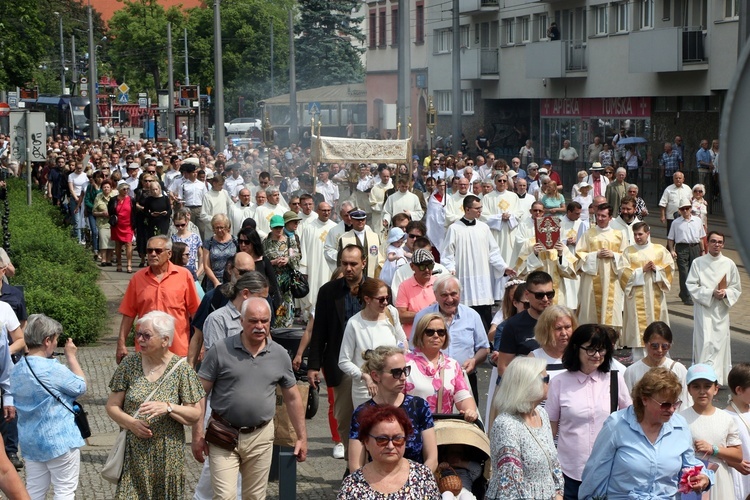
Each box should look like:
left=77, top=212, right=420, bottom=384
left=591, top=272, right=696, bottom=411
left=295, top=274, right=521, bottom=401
left=610, top=370, right=619, bottom=413
left=23, top=356, right=91, bottom=439
left=101, top=357, right=186, bottom=484
left=288, top=267, right=309, bottom=299
left=109, top=214, right=118, bottom=227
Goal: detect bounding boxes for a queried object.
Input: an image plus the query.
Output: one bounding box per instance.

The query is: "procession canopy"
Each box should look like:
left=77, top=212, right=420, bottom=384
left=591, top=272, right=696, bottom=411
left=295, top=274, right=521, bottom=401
left=311, top=135, right=412, bottom=165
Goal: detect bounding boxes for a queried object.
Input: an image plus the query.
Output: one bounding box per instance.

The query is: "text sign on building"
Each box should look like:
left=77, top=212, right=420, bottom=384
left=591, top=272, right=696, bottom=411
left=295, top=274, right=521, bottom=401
left=541, top=98, right=651, bottom=117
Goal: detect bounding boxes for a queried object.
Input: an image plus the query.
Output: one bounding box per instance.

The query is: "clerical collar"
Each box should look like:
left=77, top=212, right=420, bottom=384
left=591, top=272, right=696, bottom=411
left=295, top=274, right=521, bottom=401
left=518, top=193, right=526, bottom=198
left=460, top=217, right=476, bottom=226
left=344, top=224, right=352, bottom=232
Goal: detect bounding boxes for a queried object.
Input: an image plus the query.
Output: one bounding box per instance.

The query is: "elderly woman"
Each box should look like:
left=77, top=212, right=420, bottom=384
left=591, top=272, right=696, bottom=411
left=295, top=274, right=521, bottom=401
left=93, top=179, right=115, bottom=266
left=105, top=311, right=204, bottom=499
left=546, top=324, right=632, bottom=499
left=626, top=184, right=648, bottom=220
left=12, top=314, right=86, bottom=499
left=405, top=313, right=477, bottom=421
left=348, top=346, right=437, bottom=474
left=263, top=212, right=302, bottom=328
left=142, top=181, right=171, bottom=237
left=339, top=278, right=408, bottom=408
left=579, top=367, right=713, bottom=498
left=339, top=405, right=439, bottom=499
left=108, top=181, right=135, bottom=273
left=530, top=305, right=578, bottom=381
left=202, top=213, right=237, bottom=292
left=486, top=356, right=564, bottom=499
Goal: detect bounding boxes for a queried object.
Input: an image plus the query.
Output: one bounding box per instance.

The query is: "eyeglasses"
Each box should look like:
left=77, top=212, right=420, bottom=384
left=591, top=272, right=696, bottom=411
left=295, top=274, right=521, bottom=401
left=648, top=342, right=671, bottom=351
left=579, top=345, right=607, bottom=357
left=238, top=239, right=251, bottom=245
left=387, top=366, right=411, bottom=379
left=414, top=262, right=434, bottom=272
left=541, top=375, right=550, bottom=384
left=368, top=434, right=407, bottom=447
left=466, top=162, right=474, bottom=166
left=650, top=398, right=682, bottom=411
left=371, top=295, right=389, bottom=304
left=146, top=247, right=165, bottom=254
left=174, top=223, right=186, bottom=228
left=424, top=328, right=447, bottom=338
left=408, top=233, right=420, bottom=239
left=135, top=331, right=153, bottom=341
left=708, top=239, right=724, bottom=245
left=530, top=290, right=555, bottom=300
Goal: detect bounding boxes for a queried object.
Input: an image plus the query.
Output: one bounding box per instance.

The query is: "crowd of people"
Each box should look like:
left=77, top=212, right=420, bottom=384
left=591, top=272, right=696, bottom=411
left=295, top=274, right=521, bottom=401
left=0, top=128, right=741, bottom=499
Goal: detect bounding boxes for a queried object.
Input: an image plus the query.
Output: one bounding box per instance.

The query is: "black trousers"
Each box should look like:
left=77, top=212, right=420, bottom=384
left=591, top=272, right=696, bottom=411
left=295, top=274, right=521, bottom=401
left=470, top=304, right=492, bottom=335
left=675, top=243, right=701, bottom=302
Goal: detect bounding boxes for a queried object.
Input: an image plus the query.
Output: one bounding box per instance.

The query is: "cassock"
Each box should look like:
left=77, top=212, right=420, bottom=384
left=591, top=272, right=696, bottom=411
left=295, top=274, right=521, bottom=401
left=619, top=242, right=674, bottom=349
left=510, top=218, right=535, bottom=270
left=481, top=189, right=523, bottom=299
left=686, top=253, right=742, bottom=384
left=228, top=202, right=256, bottom=237
left=200, top=189, right=232, bottom=240
left=516, top=193, right=535, bottom=222
left=441, top=218, right=508, bottom=307
left=383, top=191, right=424, bottom=224
left=559, top=215, right=585, bottom=309
left=576, top=226, right=627, bottom=328
left=444, top=192, right=468, bottom=227
left=610, top=216, right=636, bottom=247
left=369, top=180, right=393, bottom=236
left=253, top=202, right=286, bottom=234
left=425, top=191, right=447, bottom=251
left=299, top=218, right=338, bottom=315
left=298, top=211, right=318, bottom=231
left=513, top=240, right=578, bottom=306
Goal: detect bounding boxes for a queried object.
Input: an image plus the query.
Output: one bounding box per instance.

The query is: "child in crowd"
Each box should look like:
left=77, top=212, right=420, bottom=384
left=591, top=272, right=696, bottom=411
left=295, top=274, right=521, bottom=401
left=724, top=363, right=750, bottom=500
left=379, top=227, right=410, bottom=286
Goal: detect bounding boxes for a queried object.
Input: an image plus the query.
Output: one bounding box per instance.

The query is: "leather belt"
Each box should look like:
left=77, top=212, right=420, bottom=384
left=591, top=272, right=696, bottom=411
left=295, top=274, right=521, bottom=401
left=211, top=411, right=270, bottom=433
left=675, top=243, right=700, bottom=247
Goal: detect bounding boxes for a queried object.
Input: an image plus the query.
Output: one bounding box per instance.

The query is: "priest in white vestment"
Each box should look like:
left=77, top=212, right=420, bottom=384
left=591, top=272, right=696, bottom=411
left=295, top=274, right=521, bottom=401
left=324, top=201, right=355, bottom=266
left=369, top=168, right=393, bottom=237
left=609, top=196, right=638, bottom=247
left=297, top=194, right=318, bottom=230
left=383, top=178, right=424, bottom=226
left=687, top=232, right=742, bottom=385
left=559, top=202, right=586, bottom=309
left=253, top=187, right=288, bottom=234
left=199, top=175, right=233, bottom=240
left=445, top=179, right=470, bottom=227
left=299, top=202, right=338, bottom=317
left=514, top=178, right=535, bottom=222
left=425, top=181, right=447, bottom=253
left=228, top=188, right=256, bottom=237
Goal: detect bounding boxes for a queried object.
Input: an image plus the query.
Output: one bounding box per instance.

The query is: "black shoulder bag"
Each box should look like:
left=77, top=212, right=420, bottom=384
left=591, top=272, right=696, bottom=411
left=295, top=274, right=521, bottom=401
left=610, top=369, right=619, bottom=414
left=24, top=356, right=91, bottom=439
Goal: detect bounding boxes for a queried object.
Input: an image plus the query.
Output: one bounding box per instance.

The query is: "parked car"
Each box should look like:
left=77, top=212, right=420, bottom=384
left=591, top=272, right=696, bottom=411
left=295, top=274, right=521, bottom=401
left=225, top=117, right=262, bottom=136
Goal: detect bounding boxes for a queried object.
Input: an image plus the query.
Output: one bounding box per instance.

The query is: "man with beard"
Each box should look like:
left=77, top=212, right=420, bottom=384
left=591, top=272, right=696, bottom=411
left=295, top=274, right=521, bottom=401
left=610, top=196, right=638, bottom=247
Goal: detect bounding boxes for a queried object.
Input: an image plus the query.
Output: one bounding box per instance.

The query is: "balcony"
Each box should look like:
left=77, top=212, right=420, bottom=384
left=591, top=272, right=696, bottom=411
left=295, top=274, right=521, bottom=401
left=525, top=40, right=587, bottom=78
left=481, top=48, right=499, bottom=74
left=459, top=0, right=498, bottom=14
left=629, top=27, right=707, bottom=73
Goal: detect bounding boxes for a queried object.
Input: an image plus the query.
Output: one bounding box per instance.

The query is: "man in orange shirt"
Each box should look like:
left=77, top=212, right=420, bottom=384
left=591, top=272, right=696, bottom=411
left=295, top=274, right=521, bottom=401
left=116, top=235, right=200, bottom=363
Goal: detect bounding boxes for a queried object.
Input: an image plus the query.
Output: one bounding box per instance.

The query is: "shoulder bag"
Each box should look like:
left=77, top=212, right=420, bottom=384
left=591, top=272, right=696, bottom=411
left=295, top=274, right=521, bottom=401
left=610, top=370, right=619, bottom=414
left=287, top=234, right=309, bottom=299
left=101, top=357, right=186, bottom=484
left=24, top=356, right=91, bottom=439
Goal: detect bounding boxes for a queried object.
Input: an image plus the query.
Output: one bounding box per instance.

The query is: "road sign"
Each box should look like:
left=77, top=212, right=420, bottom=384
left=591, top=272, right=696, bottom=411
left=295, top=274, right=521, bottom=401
left=8, top=97, right=17, bottom=108
left=118, top=93, right=129, bottom=104
left=308, top=102, right=321, bottom=115
left=27, top=112, right=47, bottom=162
left=138, top=97, right=148, bottom=109
left=80, top=90, right=88, bottom=97
left=118, top=83, right=130, bottom=94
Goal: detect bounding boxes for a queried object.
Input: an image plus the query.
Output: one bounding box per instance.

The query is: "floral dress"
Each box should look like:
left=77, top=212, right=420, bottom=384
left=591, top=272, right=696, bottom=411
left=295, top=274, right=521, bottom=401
left=263, top=234, right=301, bottom=328
left=337, top=460, right=440, bottom=499
left=404, top=350, right=472, bottom=415
left=172, top=232, right=202, bottom=273
left=108, top=354, right=205, bottom=500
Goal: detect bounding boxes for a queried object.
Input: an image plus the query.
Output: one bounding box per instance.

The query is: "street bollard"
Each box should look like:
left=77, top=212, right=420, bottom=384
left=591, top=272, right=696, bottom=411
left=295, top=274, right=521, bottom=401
left=268, top=444, right=297, bottom=499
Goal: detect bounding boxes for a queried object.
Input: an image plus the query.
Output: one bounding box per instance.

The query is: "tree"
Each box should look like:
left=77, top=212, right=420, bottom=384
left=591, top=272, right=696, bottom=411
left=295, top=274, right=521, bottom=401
left=295, top=0, right=365, bottom=90
left=0, top=0, right=50, bottom=89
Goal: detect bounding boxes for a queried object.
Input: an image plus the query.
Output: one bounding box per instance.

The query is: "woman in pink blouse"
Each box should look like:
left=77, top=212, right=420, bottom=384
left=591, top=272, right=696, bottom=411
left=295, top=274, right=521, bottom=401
left=404, top=313, right=478, bottom=422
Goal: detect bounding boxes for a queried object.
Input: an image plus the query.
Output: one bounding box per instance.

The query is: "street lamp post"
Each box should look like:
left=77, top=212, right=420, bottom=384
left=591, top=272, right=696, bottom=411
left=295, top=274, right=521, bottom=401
left=426, top=95, right=436, bottom=151
left=262, top=111, right=274, bottom=171
left=55, top=13, right=66, bottom=94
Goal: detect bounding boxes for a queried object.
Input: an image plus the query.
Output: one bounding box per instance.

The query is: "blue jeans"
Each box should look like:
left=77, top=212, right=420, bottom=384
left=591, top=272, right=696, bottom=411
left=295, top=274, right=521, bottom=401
left=69, top=200, right=83, bottom=242
left=87, top=213, right=99, bottom=253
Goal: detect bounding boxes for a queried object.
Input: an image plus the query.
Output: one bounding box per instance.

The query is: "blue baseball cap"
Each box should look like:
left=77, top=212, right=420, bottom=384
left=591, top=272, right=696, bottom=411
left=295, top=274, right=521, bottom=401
left=686, top=364, right=718, bottom=385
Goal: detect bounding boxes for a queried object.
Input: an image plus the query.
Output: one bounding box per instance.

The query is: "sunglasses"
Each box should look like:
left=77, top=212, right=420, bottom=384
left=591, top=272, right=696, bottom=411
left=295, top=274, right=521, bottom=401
left=414, top=262, right=434, bottom=272
left=135, top=331, right=154, bottom=341
left=648, top=342, right=671, bottom=351
left=408, top=233, right=420, bottom=239
left=530, top=290, right=555, bottom=300
left=387, top=366, right=411, bottom=379
left=238, top=239, right=251, bottom=245
left=541, top=375, right=550, bottom=384
left=650, top=398, right=682, bottom=411
left=497, top=179, right=508, bottom=183
left=146, top=247, right=165, bottom=254
left=368, top=434, right=407, bottom=447
left=371, top=295, right=389, bottom=304
left=174, top=223, right=186, bottom=228
left=424, top=328, right=447, bottom=338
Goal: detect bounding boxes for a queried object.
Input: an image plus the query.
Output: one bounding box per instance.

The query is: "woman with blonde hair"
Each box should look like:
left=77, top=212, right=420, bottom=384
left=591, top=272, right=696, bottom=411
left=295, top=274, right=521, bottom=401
left=202, top=213, right=236, bottom=292
left=541, top=180, right=566, bottom=215
left=530, top=305, right=578, bottom=381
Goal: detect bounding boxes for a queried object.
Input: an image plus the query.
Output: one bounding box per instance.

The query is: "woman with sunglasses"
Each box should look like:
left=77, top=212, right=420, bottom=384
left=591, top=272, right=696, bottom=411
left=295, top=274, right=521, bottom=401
left=546, top=324, right=631, bottom=499
left=339, top=278, right=408, bottom=409
left=171, top=212, right=204, bottom=278
left=405, top=313, right=478, bottom=421
left=348, top=346, right=438, bottom=474
left=580, top=368, right=713, bottom=499
left=487, top=356, right=563, bottom=499
left=624, top=321, right=690, bottom=407
left=339, top=404, right=439, bottom=499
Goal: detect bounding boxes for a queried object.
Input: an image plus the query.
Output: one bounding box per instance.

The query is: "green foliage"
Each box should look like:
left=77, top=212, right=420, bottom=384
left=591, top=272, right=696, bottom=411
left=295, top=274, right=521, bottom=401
left=6, top=179, right=107, bottom=345
left=0, top=0, right=50, bottom=89
left=295, top=0, right=365, bottom=90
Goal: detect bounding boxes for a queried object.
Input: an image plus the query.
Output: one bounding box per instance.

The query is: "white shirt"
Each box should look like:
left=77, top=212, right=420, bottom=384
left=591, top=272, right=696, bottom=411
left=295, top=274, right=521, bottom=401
left=180, top=179, right=208, bottom=207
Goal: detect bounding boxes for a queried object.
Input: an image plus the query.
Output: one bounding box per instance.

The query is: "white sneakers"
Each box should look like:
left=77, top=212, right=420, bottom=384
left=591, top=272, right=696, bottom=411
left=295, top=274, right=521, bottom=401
left=332, top=442, right=345, bottom=459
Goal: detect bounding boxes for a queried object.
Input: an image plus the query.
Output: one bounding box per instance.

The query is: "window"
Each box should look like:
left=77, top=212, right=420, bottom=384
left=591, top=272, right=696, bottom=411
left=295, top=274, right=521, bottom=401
left=462, top=90, right=474, bottom=115
left=391, top=7, right=398, bottom=47
left=594, top=5, right=608, bottom=34
left=369, top=11, right=376, bottom=48
left=436, top=91, right=452, bottom=114
left=641, top=0, right=654, bottom=28
left=538, top=14, right=549, bottom=40
left=416, top=3, right=425, bottom=43
left=725, top=0, right=738, bottom=18
left=662, top=0, right=671, bottom=21
left=379, top=10, right=386, bottom=46
left=520, top=17, right=530, bottom=42
left=461, top=25, right=470, bottom=48
left=504, top=18, right=515, bottom=45
left=616, top=2, right=629, bottom=32
left=436, top=29, right=452, bottom=53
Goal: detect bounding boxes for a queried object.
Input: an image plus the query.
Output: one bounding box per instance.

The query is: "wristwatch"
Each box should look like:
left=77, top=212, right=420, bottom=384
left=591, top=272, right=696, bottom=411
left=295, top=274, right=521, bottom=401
left=166, top=403, right=173, bottom=414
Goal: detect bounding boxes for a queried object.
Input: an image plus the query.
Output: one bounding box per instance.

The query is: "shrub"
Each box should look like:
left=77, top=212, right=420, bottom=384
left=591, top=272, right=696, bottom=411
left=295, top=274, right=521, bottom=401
left=5, top=178, right=107, bottom=345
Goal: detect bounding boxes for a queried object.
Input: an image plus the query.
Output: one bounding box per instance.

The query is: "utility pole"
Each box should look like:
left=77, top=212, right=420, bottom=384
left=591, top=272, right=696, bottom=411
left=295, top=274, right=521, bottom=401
left=167, top=22, right=175, bottom=142
left=451, top=0, right=461, bottom=154
left=288, top=9, right=297, bottom=145
left=71, top=36, right=77, bottom=92
left=88, top=5, right=98, bottom=141
left=214, top=0, right=225, bottom=153
left=184, top=27, right=190, bottom=85
left=56, top=13, right=66, bottom=94
left=270, top=21, right=274, bottom=97
left=397, top=0, right=411, bottom=140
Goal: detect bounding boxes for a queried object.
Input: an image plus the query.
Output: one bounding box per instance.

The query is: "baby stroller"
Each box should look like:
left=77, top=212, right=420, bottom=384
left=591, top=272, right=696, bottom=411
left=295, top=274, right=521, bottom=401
left=271, top=327, right=319, bottom=419
left=433, top=415, right=491, bottom=500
